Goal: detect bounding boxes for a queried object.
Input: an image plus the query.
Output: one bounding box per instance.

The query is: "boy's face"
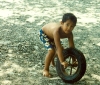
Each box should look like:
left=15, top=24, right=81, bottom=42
left=61, top=19, right=75, bottom=33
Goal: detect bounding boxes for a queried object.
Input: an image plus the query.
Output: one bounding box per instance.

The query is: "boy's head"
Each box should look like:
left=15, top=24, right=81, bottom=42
left=61, top=13, right=77, bottom=33
left=62, top=13, right=77, bottom=25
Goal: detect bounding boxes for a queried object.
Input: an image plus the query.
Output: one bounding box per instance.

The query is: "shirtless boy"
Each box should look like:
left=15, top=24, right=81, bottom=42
left=39, top=13, right=77, bottom=77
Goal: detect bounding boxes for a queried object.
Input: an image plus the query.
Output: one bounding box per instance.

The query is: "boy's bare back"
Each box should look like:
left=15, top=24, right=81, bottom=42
left=42, top=22, right=70, bottom=40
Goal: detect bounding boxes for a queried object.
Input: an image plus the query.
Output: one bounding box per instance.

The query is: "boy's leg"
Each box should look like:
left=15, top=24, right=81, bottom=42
left=43, top=49, right=55, bottom=77
left=39, top=29, right=56, bottom=77
left=51, top=45, right=63, bottom=67
left=51, top=53, right=56, bottom=67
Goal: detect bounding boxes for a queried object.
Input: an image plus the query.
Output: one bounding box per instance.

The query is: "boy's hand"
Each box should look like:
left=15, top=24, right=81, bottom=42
left=61, top=61, right=68, bottom=68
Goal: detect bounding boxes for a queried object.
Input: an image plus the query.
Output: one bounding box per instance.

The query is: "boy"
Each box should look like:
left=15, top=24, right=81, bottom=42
left=39, top=13, right=77, bottom=77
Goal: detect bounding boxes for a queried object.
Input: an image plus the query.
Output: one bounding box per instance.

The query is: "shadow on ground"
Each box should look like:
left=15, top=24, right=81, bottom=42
left=0, top=0, right=100, bottom=85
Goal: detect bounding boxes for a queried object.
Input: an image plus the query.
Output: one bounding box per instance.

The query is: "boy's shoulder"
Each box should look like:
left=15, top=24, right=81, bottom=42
left=45, top=22, right=60, bottom=26
left=43, top=22, right=60, bottom=30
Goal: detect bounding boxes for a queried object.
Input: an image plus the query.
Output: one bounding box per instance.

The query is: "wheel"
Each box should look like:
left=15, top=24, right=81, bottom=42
left=56, top=48, right=86, bottom=83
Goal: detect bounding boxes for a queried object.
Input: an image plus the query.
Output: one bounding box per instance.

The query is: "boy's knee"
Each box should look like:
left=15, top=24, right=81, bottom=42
left=48, top=49, right=55, bottom=54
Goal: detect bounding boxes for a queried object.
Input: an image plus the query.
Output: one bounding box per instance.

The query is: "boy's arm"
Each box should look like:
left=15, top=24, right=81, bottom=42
left=68, top=32, right=75, bottom=48
left=53, top=30, right=64, bottom=63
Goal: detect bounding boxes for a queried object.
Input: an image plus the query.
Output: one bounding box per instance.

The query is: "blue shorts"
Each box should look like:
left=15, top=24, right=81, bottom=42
left=39, top=29, right=55, bottom=50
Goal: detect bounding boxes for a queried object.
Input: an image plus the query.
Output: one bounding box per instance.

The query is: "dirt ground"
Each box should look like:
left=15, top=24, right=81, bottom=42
left=0, top=0, right=100, bottom=85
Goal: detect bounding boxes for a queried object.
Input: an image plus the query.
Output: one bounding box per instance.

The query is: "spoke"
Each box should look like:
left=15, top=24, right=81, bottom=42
left=69, top=57, right=72, bottom=75
left=70, top=66, right=73, bottom=75
left=65, top=55, right=78, bottom=75
left=73, top=67, right=77, bottom=70
left=69, top=56, right=71, bottom=64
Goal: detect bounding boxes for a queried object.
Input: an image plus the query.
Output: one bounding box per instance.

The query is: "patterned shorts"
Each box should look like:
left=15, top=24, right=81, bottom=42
left=39, top=29, right=55, bottom=50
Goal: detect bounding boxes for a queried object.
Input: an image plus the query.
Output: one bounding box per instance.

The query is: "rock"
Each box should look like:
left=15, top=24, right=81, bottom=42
left=34, top=46, right=39, bottom=50
left=8, top=49, right=13, bottom=53
left=96, top=42, right=100, bottom=46
left=92, top=58, right=97, bottom=61
left=91, top=74, right=100, bottom=81
left=0, top=40, right=11, bottom=45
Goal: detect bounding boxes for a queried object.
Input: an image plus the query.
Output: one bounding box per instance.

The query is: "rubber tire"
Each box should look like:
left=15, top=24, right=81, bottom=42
left=56, top=48, right=86, bottom=83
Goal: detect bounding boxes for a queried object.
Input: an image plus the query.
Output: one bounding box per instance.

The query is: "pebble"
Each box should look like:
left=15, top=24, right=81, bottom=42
left=96, top=42, right=100, bottom=46
left=34, top=46, right=39, bottom=50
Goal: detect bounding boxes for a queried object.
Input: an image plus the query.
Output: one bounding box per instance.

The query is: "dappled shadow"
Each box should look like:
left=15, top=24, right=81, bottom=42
left=0, top=0, right=100, bottom=85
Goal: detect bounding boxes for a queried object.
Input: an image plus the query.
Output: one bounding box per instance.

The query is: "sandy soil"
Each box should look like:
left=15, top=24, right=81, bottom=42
left=0, top=0, right=100, bottom=85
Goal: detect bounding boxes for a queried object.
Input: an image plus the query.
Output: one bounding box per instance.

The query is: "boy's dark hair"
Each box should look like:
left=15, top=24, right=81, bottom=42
left=62, top=13, right=77, bottom=25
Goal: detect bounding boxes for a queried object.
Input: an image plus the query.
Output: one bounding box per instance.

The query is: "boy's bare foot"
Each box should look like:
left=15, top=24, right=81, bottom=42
left=43, top=70, right=52, bottom=78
